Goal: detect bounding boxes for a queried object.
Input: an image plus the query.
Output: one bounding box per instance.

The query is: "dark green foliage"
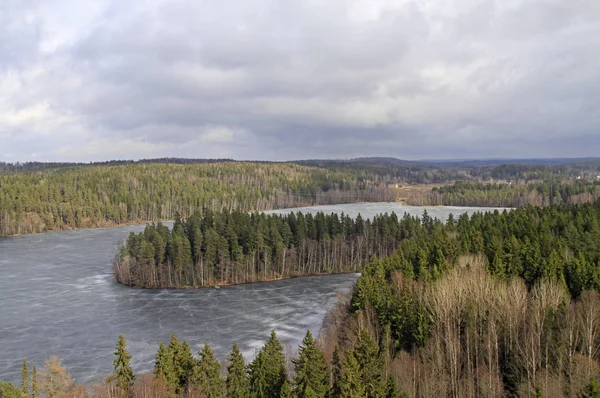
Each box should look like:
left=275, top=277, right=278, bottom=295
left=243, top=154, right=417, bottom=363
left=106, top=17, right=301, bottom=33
left=279, top=380, right=292, bottom=398
left=117, top=210, right=407, bottom=288
left=113, top=334, right=134, bottom=393
left=193, top=344, right=225, bottom=398
left=340, top=352, right=366, bottom=398
left=175, top=341, right=195, bottom=392
left=385, top=376, right=399, bottom=398
left=352, top=330, right=384, bottom=398
left=154, top=342, right=177, bottom=391
left=292, top=331, right=329, bottom=397
left=249, top=331, right=287, bottom=398
left=0, top=161, right=404, bottom=237
left=249, top=351, right=270, bottom=398
left=330, top=347, right=343, bottom=398
left=226, top=344, right=249, bottom=398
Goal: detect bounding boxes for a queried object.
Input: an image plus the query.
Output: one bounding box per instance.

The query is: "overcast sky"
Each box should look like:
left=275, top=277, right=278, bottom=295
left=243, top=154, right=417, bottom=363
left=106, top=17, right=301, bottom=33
left=1, top=0, right=599, bottom=162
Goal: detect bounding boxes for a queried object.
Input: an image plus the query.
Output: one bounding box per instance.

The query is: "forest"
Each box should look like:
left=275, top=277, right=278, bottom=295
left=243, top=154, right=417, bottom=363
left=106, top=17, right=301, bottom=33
left=0, top=162, right=399, bottom=237
left=5, top=200, right=600, bottom=397
left=114, top=210, right=403, bottom=288
left=3, top=158, right=600, bottom=238
left=409, top=181, right=600, bottom=207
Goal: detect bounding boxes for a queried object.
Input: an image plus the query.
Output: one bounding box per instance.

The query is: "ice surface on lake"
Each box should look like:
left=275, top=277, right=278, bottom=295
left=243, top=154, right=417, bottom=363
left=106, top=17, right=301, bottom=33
left=0, top=203, right=507, bottom=383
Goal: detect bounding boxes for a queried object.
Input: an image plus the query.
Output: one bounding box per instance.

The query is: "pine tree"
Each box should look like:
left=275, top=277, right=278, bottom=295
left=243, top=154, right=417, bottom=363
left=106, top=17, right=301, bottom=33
left=249, top=351, right=269, bottom=398
left=353, top=329, right=384, bottom=398
left=341, top=352, right=365, bottom=398
left=175, top=340, right=195, bottom=392
left=193, top=343, right=225, bottom=398
left=21, top=359, right=29, bottom=398
left=154, top=343, right=177, bottom=391
left=32, top=365, right=39, bottom=398
left=226, top=344, right=249, bottom=398
left=113, top=334, right=134, bottom=393
left=292, top=331, right=329, bottom=398
left=330, top=347, right=343, bottom=398
left=279, top=380, right=293, bottom=398
left=260, top=330, right=287, bottom=398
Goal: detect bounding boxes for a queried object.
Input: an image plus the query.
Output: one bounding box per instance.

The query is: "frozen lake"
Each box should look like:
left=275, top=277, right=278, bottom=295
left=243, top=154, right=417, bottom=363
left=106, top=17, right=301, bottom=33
left=0, top=203, right=506, bottom=383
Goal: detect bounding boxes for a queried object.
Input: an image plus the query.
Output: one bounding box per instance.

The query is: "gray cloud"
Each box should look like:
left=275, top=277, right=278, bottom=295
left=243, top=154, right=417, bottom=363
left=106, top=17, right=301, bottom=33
left=1, top=0, right=599, bottom=162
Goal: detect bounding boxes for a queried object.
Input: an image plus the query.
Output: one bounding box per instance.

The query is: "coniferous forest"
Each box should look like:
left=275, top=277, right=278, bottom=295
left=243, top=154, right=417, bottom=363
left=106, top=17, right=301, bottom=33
left=5, top=200, right=600, bottom=397
left=3, top=159, right=600, bottom=238
left=115, top=210, right=402, bottom=288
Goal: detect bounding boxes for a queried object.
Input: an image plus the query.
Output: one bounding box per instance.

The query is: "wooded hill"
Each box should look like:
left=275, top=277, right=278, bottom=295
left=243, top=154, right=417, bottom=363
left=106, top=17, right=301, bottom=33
left=408, top=180, right=600, bottom=207
left=3, top=158, right=600, bottom=238
left=0, top=162, right=399, bottom=237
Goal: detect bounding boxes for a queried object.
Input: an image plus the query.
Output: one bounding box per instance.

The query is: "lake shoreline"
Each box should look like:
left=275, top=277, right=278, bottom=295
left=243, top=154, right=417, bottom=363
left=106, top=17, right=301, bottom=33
left=0, top=202, right=514, bottom=239
left=114, top=270, right=362, bottom=290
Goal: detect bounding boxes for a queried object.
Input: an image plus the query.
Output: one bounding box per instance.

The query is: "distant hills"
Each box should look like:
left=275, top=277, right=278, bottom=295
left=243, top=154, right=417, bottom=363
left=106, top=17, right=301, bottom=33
left=2, top=156, right=600, bottom=172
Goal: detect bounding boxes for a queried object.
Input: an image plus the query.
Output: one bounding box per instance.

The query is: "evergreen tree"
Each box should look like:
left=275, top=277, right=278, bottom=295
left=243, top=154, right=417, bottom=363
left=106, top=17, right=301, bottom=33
left=175, top=340, right=195, bottom=392
left=113, top=334, right=134, bottom=393
left=21, top=359, right=29, bottom=398
left=0, top=381, right=21, bottom=398
left=262, top=331, right=287, bottom=398
left=226, top=344, right=249, bottom=398
left=193, top=343, right=225, bottom=398
left=249, top=351, right=269, bottom=398
left=279, top=380, right=293, bottom=398
left=154, top=343, right=177, bottom=391
left=330, top=347, right=343, bottom=398
left=292, top=331, right=329, bottom=398
left=31, top=365, right=39, bottom=398
left=341, top=352, right=365, bottom=398
left=353, top=329, right=384, bottom=398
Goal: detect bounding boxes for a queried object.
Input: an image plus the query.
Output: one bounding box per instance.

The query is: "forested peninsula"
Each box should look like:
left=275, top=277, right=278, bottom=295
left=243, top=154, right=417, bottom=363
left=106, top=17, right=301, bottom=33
left=114, top=210, right=403, bottom=288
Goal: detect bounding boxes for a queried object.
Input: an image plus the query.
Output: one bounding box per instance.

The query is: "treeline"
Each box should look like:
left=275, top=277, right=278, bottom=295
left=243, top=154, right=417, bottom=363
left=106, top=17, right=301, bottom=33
left=0, top=328, right=402, bottom=398
left=409, top=180, right=600, bottom=207
left=115, top=210, right=403, bottom=288
left=332, top=200, right=600, bottom=397
left=0, top=162, right=398, bottom=237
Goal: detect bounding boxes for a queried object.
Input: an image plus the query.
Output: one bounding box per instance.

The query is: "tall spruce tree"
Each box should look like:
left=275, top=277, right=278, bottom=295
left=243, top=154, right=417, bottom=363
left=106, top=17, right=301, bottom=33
left=261, top=330, right=287, bottom=398
left=175, top=340, right=195, bottom=392
left=154, top=343, right=177, bottom=391
left=292, top=331, right=329, bottom=398
left=249, top=351, right=269, bottom=398
left=193, top=343, right=225, bottom=398
left=353, top=329, right=384, bottom=398
left=113, top=334, right=134, bottom=393
left=226, top=344, right=249, bottom=398
left=21, top=359, right=29, bottom=398
left=341, top=352, right=365, bottom=398
left=330, top=347, right=343, bottom=398
left=279, top=379, right=293, bottom=398
left=32, top=365, right=39, bottom=398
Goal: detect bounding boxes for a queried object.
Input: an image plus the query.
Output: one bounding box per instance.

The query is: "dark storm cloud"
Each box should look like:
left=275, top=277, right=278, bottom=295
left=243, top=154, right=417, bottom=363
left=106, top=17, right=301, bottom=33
left=1, top=0, right=599, bottom=161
